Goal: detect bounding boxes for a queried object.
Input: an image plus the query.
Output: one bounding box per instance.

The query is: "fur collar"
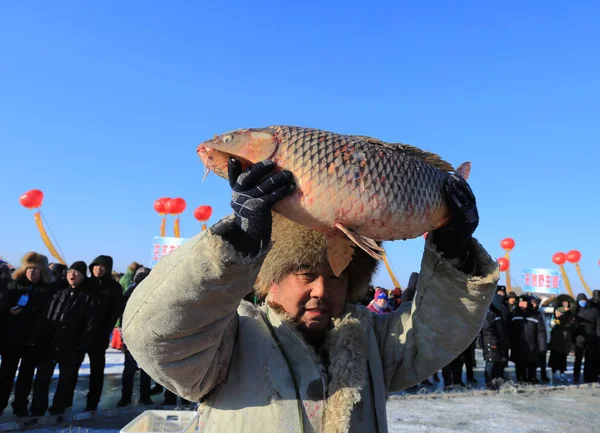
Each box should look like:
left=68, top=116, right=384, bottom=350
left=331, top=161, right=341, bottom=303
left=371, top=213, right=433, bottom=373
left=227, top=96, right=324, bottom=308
left=267, top=303, right=370, bottom=433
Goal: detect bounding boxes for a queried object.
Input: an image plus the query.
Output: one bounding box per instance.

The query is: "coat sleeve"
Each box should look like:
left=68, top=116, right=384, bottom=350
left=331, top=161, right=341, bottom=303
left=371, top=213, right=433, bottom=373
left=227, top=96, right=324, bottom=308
left=373, top=237, right=499, bottom=392
left=122, top=216, right=266, bottom=402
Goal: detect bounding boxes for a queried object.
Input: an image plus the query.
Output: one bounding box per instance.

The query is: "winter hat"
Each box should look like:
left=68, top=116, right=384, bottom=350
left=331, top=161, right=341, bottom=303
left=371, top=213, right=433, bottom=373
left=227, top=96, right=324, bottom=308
left=576, top=293, right=588, bottom=302
left=507, top=291, right=518, bottom=300
left=376, top=291, right=388, bottom=300
left=12, top=252, right=51, bottom=283
left=254, top=213, right=380, bottom=303
left=69, top=261, right=88, bottom=276
left=496, top=285, right=506, bottom=294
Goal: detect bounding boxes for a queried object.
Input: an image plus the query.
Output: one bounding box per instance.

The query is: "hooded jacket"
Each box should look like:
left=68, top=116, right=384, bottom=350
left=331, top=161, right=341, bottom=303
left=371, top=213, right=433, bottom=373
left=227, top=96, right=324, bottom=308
left=549, top=308, right=576, bottom=355
left=123, top=215, right=498, bottom=433
left=574, top=294, right=600, bottom=348
left=86, top=255, right=125, bottom=349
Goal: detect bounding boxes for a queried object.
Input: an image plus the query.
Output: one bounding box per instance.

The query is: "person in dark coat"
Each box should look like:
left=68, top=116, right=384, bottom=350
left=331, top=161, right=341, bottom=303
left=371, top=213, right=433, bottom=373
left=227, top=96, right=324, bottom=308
left=117, top=267, right=153, bottom=407
left=481, top=292, right=510, bottom=389
left=21, top=261, right=97, bottom=416
left=509, top=295, right=547, bottom=383
left=83, top=255, right=125, bottom=411
left=549, top=301, right=576, bottom=382
left=573, top=293, right=600, bottom=383
left=0, top=252, right=54, bottom=417
left=530, top=296, right=550, bottom=382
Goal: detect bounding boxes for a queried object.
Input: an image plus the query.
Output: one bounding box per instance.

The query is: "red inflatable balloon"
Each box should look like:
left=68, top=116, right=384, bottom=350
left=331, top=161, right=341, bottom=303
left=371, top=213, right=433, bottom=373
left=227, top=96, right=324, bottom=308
left=566, top=250, right=581, bottom=264
left=19, top=189, right=44, bottom=209
left=500, top=238, right=515, bottom=251
left=552, top=252, right=566, bottom=266
left=154, top=197, right=171, bottom=214
left=497, top=257, right=509, bottom=272
left=194, top=205, right=213, bottom=222
left=165, top=198, right=186, bottom=215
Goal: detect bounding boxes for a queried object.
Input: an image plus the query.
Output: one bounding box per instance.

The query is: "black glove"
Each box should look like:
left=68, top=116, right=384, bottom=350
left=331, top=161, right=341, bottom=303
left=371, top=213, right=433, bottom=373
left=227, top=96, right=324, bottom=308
left=213, top=158, right=295, bottom=256
left=431, top=173, right=479, bottom=261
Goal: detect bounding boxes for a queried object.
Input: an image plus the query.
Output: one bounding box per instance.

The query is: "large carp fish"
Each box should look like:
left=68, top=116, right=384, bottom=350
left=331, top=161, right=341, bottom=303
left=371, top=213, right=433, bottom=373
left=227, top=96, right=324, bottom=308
left=197, top=125, right=471, bottom=276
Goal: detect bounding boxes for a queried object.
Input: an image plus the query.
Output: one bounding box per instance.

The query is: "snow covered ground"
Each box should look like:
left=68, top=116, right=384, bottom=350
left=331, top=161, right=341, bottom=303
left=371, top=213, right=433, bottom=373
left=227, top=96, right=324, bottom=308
left=9, top=385, right=600, bottom=433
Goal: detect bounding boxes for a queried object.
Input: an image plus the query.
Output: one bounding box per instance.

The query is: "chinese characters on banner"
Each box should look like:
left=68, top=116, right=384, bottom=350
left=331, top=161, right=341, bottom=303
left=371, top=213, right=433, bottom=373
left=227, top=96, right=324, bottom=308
left=149, top=236, right=189, bottom=268
left=521, top=268, right=562, bottom=295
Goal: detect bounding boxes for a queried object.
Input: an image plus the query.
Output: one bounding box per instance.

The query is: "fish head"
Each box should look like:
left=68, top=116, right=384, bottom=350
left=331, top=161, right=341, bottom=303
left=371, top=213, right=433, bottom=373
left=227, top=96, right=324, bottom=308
left=197, top=128, right=278, bottom=179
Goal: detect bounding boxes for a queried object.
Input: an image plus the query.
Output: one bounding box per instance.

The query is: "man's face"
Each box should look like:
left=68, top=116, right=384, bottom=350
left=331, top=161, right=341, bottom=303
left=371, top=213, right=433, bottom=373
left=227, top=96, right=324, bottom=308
left=508, top=297, right=516, bottom=305
left=518, top=299, right=528, bottom=310
left=26, top=267, right=41, bottom=283
left=67, top=269, right=85, bottom=288
left=93, top=264, right=107, bottom=278
left=269, top=265, right=348, bottom=334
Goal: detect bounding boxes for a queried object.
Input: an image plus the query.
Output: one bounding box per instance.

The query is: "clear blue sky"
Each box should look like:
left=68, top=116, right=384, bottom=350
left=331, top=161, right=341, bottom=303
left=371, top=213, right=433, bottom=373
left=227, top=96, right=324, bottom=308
left=1, top=2, right=598, bottom=294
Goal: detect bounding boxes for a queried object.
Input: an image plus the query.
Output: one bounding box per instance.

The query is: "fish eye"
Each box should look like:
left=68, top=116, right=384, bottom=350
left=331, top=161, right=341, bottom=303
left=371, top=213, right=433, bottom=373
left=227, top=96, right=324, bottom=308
left=223, top=135, right=233, bottom=144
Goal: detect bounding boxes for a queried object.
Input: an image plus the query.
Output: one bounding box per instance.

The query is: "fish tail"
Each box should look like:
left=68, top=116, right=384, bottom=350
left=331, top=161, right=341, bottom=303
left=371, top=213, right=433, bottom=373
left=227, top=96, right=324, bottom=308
left=455, top=161, right=471, bottom=180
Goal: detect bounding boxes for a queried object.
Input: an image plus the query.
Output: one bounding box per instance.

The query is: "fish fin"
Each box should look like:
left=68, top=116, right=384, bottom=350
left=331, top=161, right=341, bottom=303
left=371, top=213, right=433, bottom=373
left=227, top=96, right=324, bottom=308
left=334, top=223, right=384, bottom=259
left=326, top=235, right=356, bottom=277
left=455, top=161, right=471, bottom=180
left=351, top=135, right=454, bottom=172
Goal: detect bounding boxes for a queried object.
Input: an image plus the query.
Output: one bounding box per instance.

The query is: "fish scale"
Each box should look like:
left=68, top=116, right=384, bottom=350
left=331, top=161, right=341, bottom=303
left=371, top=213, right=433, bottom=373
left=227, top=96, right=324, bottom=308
left=268, top=126, right=449, bottom=240
left=197, top=125, right=469, bottom=275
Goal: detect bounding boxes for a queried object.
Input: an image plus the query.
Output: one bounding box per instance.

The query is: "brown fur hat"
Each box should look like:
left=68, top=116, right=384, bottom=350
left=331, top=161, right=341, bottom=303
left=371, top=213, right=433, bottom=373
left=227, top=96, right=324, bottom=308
left=254, top=214, right=380, bottom=303
left=12, top=252, right=51, bottom=284
left=127, top=261, right=142, bottom=273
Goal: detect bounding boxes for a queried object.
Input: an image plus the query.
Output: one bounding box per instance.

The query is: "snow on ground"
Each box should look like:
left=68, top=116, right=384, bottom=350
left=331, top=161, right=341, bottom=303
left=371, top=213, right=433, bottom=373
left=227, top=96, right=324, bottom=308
left=387, top=384, right=600, bottom=433
left=13, top=385, right=600, bottom=433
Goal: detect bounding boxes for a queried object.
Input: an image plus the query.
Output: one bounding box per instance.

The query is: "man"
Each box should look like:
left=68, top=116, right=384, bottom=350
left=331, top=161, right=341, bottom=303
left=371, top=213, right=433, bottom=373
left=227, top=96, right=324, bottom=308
left=28, top=261, right=96, bottom=416
left=481, top=291, right=510, bottom=389
left=83, top=255, right=125, bottom=411
left=573, top=293, right=600, bottom=383
left=0, top=253, right=54, bottom=417
left=530, top=296, right=550, bottom=382
left=509, top=295, right=547, bottom=383
left=124, top=159, right=498, bottom=432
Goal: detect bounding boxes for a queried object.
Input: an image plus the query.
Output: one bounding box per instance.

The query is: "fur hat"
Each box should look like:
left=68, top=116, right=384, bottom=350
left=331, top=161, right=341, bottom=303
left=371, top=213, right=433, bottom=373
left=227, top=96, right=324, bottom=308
left=12, top=252, right=51, bottom=283
left=127, top=261, right=143, bottom=273
left=254, top=213, right=380, bottom=303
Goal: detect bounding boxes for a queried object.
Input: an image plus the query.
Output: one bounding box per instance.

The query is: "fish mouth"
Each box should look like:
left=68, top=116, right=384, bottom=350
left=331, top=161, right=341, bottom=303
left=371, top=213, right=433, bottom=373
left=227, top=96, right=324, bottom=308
left=197, top=145, right=253, bottom=181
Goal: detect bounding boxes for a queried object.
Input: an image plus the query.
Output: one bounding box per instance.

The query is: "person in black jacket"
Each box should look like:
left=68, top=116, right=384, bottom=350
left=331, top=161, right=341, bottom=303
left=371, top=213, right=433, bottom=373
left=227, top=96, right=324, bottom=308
left=573, top=293, right=600, bottom=383
left=23, top=261, right=97, bottom=416
left=82, top=255, right=125, bottom=411
left=0, top=252, right=54, bottom=417
left=117, top=267, right=153, bottom=407
left=481, top=292, right=510, bottom=389
left=530, top=296, right=550, bottom=383
left=509, top=295, right=547, bottom=384
left=549, top=301, right=576, bottom=382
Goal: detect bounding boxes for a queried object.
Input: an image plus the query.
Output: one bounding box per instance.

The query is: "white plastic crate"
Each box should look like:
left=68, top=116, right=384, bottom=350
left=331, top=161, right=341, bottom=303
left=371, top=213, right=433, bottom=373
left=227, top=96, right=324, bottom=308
left=120, top=410, right=199, bottom=433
